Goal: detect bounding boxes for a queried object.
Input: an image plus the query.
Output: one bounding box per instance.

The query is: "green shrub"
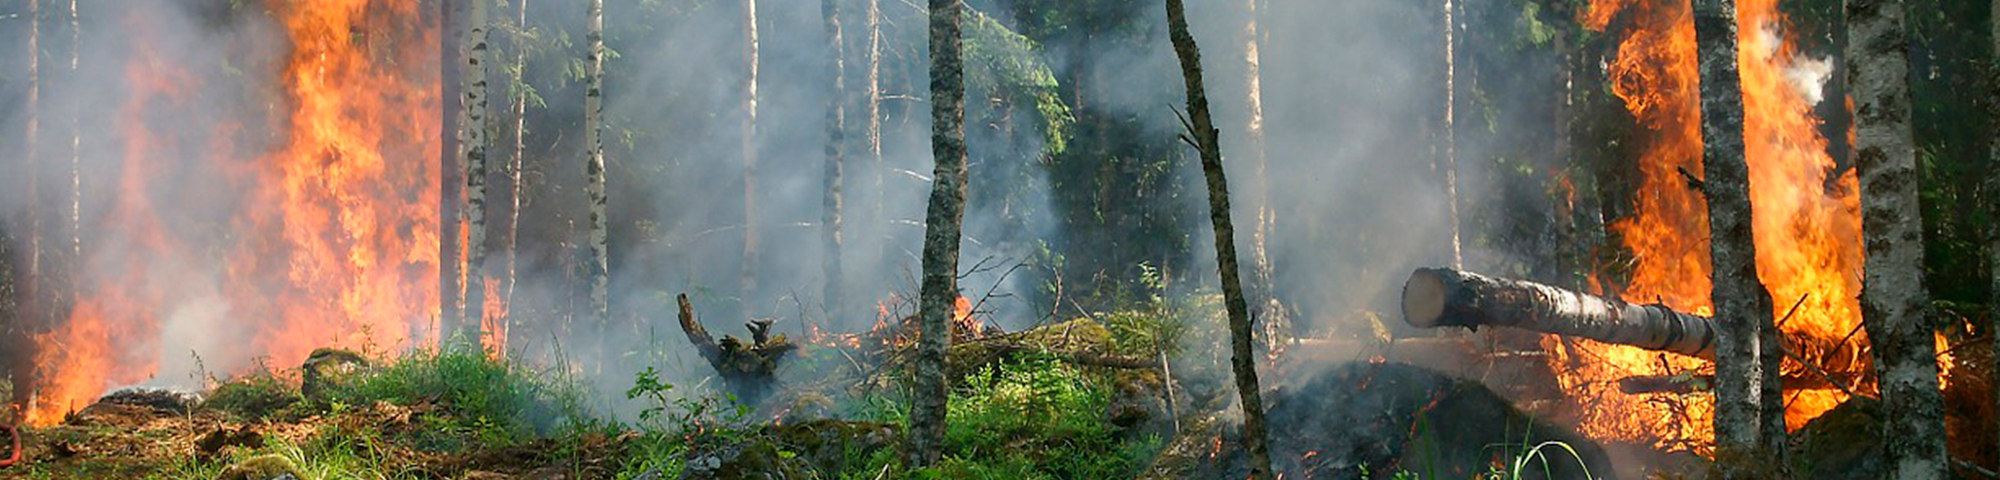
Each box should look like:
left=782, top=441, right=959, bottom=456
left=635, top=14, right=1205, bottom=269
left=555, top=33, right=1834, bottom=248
left=322, top=346, right=589, bottom=449
left=204, top=371, right=301, bottom=421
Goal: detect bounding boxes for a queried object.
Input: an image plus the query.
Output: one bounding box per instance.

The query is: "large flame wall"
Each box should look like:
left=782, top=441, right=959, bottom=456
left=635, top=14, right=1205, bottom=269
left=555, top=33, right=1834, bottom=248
left=1550, top=0, right=1869, bottom=451
left=26, top=0, right=440, bottom=425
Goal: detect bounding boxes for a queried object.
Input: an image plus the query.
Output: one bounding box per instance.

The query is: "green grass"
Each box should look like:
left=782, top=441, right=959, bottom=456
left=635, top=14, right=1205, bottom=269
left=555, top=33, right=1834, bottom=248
left=321, top=345, right=592, bottom=449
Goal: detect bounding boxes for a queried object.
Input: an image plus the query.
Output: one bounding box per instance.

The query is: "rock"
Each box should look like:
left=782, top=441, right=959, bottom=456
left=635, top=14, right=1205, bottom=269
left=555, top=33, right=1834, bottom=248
left=1788, top=398, right=1882, bottom=480
left=675, top=439, right=812, bottom=480
left=300, top=348, right=369, bottom=403
left=214, top=453, right=306, bottom=480
left=767, top=420, right=900, bottom=474
left=459, top=471, right=515, bottom=480
left=95, top=387, right=204, bottom=415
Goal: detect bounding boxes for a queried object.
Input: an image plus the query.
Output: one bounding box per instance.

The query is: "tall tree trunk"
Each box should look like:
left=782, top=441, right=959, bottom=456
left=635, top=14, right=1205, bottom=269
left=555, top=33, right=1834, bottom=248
left=1847, top=0, right=1948, bottom=477
left=821, top=0, right=846, bottom=322
left=500, top=0, right=529, bottom=352
left=440, top=0, right=465, bottom=342
left=741, top=0, right=761, bottom=312
left=907, top=0, right=965, bottom=468
left=1989, top=0, right=1999, bottom=462
left=63, top=0, right=78, bottom=318
left=461, top=0, right=492, bottom=344
left=584, top=0, right=610, bottom=335
left=1165, top=2, right=1273, bottom=478
left=22, top=0, right=40, bottom=332
left=1441, top=0, right=1462, bottom=268
left=1693, top=0, right=1783, bottom=463
left=867, top=0, right=885, bottom=285
left=1241, top=0, right=1282, bottom=342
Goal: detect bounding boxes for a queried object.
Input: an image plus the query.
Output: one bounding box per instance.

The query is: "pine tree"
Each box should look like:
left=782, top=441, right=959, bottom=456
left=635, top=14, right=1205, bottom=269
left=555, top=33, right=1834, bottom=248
left=584, top=0, right=610, bottom=335
left=1692, top=0, right=1783, bottom=465
left=1165, top=1, right=1273, bottom=478
left=1847, top=0, right=1949, bottom=477
left=907, top=0, right=967, bottom=467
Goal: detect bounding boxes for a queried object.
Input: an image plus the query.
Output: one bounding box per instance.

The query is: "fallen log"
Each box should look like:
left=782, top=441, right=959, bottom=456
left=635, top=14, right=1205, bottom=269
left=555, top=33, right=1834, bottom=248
left=1401, top=267, right=1716, bottom=359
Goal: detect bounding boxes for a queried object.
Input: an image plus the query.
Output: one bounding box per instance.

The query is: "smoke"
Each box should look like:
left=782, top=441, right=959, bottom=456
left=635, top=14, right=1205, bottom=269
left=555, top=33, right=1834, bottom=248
left=0, top=0, right=1578, bottom=421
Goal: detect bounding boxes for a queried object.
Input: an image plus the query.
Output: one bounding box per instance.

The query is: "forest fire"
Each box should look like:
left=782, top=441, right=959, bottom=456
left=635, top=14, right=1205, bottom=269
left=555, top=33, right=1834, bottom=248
left=23, top=0, right=438, bottom=425
left=1553, top=0, right=1867, bottom=451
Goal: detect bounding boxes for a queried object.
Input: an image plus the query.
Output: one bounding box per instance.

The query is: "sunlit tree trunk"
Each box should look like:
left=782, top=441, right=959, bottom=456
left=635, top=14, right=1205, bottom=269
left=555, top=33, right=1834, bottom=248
left=499, top=0, right=529, bottom=352
left=440, top=0, right=465, bottom=341
left=907, top=0, right=965, bottom=467
left=584, top=0, right=609, bottom=334
left=1846, top=0, right=1948, bottom=477
left=821, top=0, right=846, bottom=321
left=1165, top=1, right=1272, bottom=478
left=63, top=0, right=78, bottom=318
left=867, top=0, right=885, bottom=288
left=461, top=0, right=492, bottom=345
left=741, top=0, right=762, bottom=311
left=1693, top=0, right=1782, bottom=465
left=1441, top=0, right=1462, bottom=268
left=1242, top=0, right=1280, bottom=332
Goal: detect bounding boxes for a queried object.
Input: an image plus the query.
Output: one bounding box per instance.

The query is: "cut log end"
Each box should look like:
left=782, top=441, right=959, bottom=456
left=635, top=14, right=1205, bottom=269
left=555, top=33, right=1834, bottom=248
left=1402, top=269, right=1449, bottom=329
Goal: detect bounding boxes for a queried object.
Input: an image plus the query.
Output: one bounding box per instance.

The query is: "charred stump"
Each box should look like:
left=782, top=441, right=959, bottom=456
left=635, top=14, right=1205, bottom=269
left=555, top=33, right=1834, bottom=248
left=677, top=294, right=796, bottom=404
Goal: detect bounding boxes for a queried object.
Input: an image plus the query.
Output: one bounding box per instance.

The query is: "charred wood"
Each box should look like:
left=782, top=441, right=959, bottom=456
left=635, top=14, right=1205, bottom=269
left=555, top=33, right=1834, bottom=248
left=677, top=294, right=796, bottom=403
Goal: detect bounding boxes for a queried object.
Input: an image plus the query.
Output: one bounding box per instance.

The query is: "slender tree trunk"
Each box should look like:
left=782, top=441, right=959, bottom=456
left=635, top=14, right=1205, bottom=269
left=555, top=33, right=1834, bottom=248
left=500, top=0, right=529, bottom=351
left=1694, top=0, right=1783, bottom=464
left=584, top=0, right=609, bottom=334
left=1847, top=0, right=1948, bottom=477
left=440, top=0, right=465, bottom=341
left=907, top=0, right=965, bottom=467
left=22, top=0, right=40, bottom=331
left=1165, top=2, right=1272, bottom=478
left=742, top=0, right=761, bottom=312
left=867, top=0, right=885, bottom=285
left=1989, top=0, right=2000, bottom=462
left=1441, top=0, right=1462, bottom=268
left=1241, top=0, right=1280, bottom=326
left=461, top=0, right=492, bottom=344
left=64, top=0, right=78, bottom=315
left=822, top=0, right=846, bottom=321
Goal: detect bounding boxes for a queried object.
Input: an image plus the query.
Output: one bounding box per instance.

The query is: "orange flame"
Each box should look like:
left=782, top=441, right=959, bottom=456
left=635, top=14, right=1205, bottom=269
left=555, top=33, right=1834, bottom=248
left=26, top=0, right=438, bottom=425
left=1555, top=0, right=1868, bottom=451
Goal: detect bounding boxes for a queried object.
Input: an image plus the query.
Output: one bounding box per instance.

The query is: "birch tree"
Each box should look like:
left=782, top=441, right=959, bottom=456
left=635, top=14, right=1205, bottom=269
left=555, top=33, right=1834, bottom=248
left=1692, top=0, right=1783, bottom=464
left=866, top=0, right=885, bottom=278
left=22, top=0, right=40, bottom=326
left=584, top=0, right=610, bottom=333
left=500, top=0, right=531, bottom=346
left=1165, top=1, right=1273, bottom=477
left=821, top=0, right=846, bottom=321
left=907, top=0, right=966, bottom=467
left=461, top=0, right=493, bottom=343
left=1241, top=0, right=1281, bottom=340
left=741, top=0, right=762, bottom=310
left=1441, top=0, right=1462, bottom=268
left=1846, top=0, right=1948, bottom=477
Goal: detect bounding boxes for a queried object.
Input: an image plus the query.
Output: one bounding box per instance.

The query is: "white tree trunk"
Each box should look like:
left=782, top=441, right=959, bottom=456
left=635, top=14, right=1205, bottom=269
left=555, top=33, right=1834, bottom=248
left=821, top=0, right=846, bottom=322
left=584, top=0, right=610, bottom=332
left=501, top=0, right=530, bottom=351
left=741, top=0, right=761, bottom=310
left=461, top=0, right=493, bottom=344
left=1847, top=0, right=1948, bottom=477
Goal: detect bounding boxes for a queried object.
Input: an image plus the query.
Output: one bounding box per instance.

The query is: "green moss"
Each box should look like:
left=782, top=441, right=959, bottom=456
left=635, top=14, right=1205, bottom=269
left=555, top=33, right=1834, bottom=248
left=204, top=373, right=301, bottom=421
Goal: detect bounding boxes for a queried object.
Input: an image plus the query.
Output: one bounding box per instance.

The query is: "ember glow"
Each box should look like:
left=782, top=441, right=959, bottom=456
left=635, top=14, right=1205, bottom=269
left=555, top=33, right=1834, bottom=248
left=1550, top=0, right=1868, bottom=451
left=25, top=0, right=440, bottom=425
